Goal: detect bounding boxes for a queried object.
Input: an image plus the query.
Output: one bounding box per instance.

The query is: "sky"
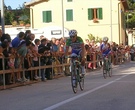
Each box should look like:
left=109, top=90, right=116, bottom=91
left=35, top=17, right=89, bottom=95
left=4, top=0, right=32, bottom=9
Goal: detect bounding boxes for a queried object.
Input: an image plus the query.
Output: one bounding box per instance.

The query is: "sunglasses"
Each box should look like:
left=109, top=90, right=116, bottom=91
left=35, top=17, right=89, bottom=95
left=70, top=36, right=75, bottom=38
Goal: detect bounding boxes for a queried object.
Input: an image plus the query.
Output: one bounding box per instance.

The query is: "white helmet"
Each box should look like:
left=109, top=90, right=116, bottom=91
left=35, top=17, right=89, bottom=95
left=69, top=29, right=77, bottom=36
left=103, top=36, right=109, bottom=42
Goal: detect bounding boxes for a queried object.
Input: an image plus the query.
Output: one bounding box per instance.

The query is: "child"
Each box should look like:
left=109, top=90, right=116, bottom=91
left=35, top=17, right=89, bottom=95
left=8, top=47, right=15, bottom=84
left=33, top=39, right=41, bottom=80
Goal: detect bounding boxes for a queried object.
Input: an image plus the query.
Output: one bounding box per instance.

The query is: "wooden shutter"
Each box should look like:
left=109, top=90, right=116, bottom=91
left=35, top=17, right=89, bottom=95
left=47, top=11, right=52, bottom=22
left=67, top=0, right=72, bottom=2
left=97, top=8, right=103, bottom=19
left=42, top=11, right=52, bottom=23
left=66, top=9, right=73, bottom=21
left=43, top=11, right=47, bottom=22
left=88, top=8, right=93, bottom=20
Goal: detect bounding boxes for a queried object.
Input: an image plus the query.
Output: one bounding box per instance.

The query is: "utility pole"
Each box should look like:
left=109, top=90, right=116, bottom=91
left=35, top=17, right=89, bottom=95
left=110, top=0, right=112, bottom=42
left=61, top=0, right=64, bottom=38
left=1, top=0, right=5, bottom=33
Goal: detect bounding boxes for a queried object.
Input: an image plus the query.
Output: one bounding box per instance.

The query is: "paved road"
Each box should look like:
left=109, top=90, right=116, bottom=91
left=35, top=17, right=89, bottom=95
left=0, top=62, right=135, bottom=110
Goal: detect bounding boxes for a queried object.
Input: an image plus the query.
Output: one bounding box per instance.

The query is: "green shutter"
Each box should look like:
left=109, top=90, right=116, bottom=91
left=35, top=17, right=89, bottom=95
left=47, top=11, right=52, bottom=22
left=66, top=10, right=73, bottom=21
left=67, top=0, right=72, bottom=2
left=42, top=11, right=52, bottom=23
left=43, top=11, right=47, bottom=22
left=88, top=8, right=93, bottom=20
left=97, top=8, right=103, bottom=19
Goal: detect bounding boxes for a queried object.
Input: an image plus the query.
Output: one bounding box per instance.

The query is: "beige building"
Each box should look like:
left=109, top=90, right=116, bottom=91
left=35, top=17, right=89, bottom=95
left=25, top=0, right=128, bottom=44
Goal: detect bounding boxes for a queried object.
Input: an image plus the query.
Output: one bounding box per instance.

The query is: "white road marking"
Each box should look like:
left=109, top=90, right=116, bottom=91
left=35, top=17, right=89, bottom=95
left=43, top=74, right=130, bottom=110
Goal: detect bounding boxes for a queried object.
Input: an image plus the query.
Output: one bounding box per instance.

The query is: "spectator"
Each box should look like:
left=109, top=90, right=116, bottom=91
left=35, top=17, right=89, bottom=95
left=33, top=39, right=41, bottom=79
left=125, top=45, right=130, bottom=62
left=24, top=30, right=31, bottom=40
left=130, top=45, right=135, bottom=61
left=1, top=34, right=12, bottom=84
left=38, top=38, right=50, bottom=81
left=25, top=33, right=35, bottom=42
left=8, top=47, right=16, bottom=84
left=12, top=32, right=25, bottom=48
left=51, top=38, right=62, bottom=75
left=0, top=46, right=3, bottom=85
left=40, top=35, right=45, bottom=40
left=17, top=39, right=32, bottom=81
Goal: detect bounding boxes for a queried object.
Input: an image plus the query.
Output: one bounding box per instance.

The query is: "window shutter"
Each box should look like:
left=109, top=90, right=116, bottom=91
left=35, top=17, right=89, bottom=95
left=42, top=11, right=52, bottom=23
left=43, top=11, right=47, bottom=22
left=67, top=0, right=72, bottom=2
left=98, top=8, right=103, bottom=19
left=88, top=8, right=93, bottom=20
left=47, top=11, right=52, bottom=22
left=66, top=10, right=73, bottom=21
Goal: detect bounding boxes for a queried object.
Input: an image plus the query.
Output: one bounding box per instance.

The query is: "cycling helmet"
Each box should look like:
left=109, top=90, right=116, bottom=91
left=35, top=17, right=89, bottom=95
left=69, top=29, right=77, bottom=36
left=103, top=36, right=109, bottom=42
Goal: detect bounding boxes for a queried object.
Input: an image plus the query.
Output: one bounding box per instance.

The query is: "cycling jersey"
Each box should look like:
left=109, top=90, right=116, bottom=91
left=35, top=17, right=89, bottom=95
left=100, top=43, right=111, bottom=56
left=66, top=36, right=83, bottom=55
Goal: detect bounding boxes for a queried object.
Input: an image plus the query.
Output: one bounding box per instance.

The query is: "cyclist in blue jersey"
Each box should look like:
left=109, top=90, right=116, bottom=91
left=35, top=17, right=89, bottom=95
left=100, top=37, right=111, bottom=56
left=65, top=29, right=86, bottom=75
left=100, top=37, right=112, bottom=67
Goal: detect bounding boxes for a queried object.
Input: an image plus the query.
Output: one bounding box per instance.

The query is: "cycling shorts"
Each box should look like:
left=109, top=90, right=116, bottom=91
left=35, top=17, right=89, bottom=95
left=72, top=49, right=82, bottom=55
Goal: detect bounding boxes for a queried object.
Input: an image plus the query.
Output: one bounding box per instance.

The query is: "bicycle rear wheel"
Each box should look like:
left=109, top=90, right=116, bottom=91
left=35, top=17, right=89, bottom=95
left=78, top=67, right=84, bottom=91
left=71, top=64, right=78, bottom=93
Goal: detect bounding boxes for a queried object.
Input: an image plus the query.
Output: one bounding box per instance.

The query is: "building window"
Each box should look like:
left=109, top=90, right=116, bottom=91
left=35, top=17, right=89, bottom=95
left=88, top=8, right=103, bottom=20
left=42, top=11, right=52, bottom=23
left=67, top=0, right=72, bottom=2
left=66, top=9, right=73, bottom=21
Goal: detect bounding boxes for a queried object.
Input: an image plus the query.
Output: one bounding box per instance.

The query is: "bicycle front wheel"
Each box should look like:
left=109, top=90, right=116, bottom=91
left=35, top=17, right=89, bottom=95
left=108, top=64, right=112, bottom=77
left=71, top=64, right=78, bottom=93
left=78, top=67, right=84, bottom=91
left=103, top=63, right=107, bottom=79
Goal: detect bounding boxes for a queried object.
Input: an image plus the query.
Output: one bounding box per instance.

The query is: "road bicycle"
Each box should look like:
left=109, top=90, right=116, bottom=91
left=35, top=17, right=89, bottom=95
left=103, top=55, right=112, bottom=79
left=67, top=54, right=84, bottom=93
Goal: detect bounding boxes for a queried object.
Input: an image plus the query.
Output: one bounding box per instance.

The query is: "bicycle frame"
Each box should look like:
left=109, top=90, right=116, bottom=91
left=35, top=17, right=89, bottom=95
left=68, top=54, right=84, bottom=93
left=103, top=55, right=112, bottom=78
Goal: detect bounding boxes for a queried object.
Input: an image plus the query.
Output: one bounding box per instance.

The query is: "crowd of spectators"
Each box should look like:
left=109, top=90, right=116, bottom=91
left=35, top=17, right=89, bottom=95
left=0, top=29, right=134, bottom=86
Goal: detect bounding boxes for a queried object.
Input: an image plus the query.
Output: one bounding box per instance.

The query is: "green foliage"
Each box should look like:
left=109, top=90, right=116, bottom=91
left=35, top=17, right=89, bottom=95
left=125, top=0, right=135, bottom=28
left=88, top=33, right=102, bottom=43
left=4, top=11, right=14, bottom=25
left=88, top=34, right=95, bottom=41
left=3, top=2, right=30, bottom=25
left=128, top=0, right=135, bottom=10
left=11, top=21, right=18, bottom=26
left=18, top=3, right=30, bottom=24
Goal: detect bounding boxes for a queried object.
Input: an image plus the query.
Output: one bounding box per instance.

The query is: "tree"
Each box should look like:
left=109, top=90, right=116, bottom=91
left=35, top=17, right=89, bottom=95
left=4, top=10, right=14, bottom=25
left=2, top=2, right=30, bottom=26
left=126, top=0, right=135, bottom=28
left=18, top=2, right=30, bottom=25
